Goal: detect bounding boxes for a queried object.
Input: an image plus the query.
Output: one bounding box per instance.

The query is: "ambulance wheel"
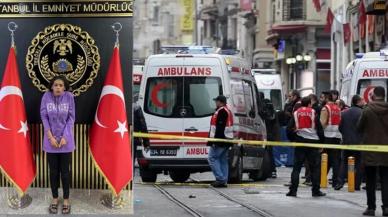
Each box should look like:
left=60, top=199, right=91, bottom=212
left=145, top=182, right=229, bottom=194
left=228, top=155, right=243, bottom=184
left=169, top=171, right=190, bottom=183
left=249, top=150, right=271, bottom=181
left=140, top=168, right=157, bottom=183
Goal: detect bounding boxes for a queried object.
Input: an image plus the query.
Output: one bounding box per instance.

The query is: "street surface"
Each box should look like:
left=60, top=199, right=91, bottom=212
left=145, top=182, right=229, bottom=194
left=133, top=167, right=383, bottom=217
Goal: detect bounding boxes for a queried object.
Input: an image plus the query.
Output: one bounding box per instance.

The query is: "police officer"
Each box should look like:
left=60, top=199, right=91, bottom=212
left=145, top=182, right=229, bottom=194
left=286, top=97, right=326, bottom=197
left=320, top=91, right=342, bottom=189
left=208, top=95, right=233, bottom=188
left=133, top=103, right=150, bottom=164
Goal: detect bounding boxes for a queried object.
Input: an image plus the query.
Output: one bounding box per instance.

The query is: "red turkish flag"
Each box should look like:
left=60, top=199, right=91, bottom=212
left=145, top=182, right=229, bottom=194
left=359, top=0, right=366, bottom=25
left=343, top=23, right=351, bottom=45
left=0, top=47, right=36, bottom=194
left=313, top=0, right=321, bottom=12
left=324, top=8, right=334, bottom=33
left=90, top=47, right=132, bottom=196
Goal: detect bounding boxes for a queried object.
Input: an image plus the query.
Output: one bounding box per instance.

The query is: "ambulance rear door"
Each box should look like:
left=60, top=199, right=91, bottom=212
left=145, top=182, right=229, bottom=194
left=180, top=56, right=225, bottom=159
left=142, top=56, right=185, bottom=158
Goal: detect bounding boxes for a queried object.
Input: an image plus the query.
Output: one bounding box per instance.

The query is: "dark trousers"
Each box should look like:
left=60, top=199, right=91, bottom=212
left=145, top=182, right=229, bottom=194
left=290, top=136, right=321, bottom=193
left=47, top=153, right=71, bottom=199
left=325, top=137, right=341, bottom=187
left=365, top=166, right=388, bottom=210
left=267, top=147, right=277, bottom=173
left=338, top=151, right=363, bottom=189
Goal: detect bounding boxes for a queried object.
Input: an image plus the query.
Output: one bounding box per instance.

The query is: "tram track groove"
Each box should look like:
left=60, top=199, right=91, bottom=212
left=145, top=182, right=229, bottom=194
left=190, top=178, right=273, bottom=217
left=209, top=186, right=273, bottom=217
left=154, top=184, right=206, bottom=217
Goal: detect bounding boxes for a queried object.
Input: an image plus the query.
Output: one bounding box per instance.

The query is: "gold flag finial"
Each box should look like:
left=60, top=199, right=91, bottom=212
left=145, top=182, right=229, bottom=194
left=8, top=22, right=18, bottom=48
left=111, top=22, right=122, bottom=48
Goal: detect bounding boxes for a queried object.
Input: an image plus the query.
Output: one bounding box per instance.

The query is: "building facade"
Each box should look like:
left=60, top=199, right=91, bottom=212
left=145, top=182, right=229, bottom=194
left=263, top=0, right=332, bottom=96
left=331, top=0, right=387, bottom=91
left=133, top=0, right=195, bottom=61
left=197, top=0, right=256, bottom=62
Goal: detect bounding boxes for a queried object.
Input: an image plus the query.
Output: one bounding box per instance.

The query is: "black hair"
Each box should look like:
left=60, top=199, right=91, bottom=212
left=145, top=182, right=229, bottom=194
left=331, top=90, right=339, bottom=96
left=301, top=96, right=311, bottom=107
left=374, top=86, right=386, bottom=99
left=290, top=90, right=300, bottom=99
left=309, top=94, right=318, bottom=102
left=351, top=95, right=362, bottom=107
left=322, top=91, right=333, bottom=102
left=49, top=75, right=70, bottom=92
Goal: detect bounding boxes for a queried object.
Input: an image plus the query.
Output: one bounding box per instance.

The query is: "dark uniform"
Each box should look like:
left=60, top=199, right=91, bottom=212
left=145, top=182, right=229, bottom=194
left=286, top=106, right=325, bottom=197
left=133, top=103, right=149, bottom=163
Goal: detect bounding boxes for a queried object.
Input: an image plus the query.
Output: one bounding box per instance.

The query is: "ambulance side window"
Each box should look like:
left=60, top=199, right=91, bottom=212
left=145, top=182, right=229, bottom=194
left=230, top=79, right=247, bottom=116
left=242, top=80, right=256, bottom=118
left=254, top=84, right=265, bottom=117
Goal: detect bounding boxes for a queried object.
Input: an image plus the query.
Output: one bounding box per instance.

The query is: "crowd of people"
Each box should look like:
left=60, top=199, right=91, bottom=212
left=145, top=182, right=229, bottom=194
left=282, top=88, right=388, bottom=216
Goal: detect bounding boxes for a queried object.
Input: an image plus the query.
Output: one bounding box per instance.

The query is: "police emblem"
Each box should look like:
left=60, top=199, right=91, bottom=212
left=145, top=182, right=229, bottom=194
left=26, top=24, right=100, bottom=96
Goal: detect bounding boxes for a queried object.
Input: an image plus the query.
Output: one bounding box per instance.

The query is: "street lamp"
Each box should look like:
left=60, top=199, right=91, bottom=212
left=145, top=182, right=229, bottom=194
left=296, top=54, right=303, bottom=62
left=303, top=54, right=312, bottom=62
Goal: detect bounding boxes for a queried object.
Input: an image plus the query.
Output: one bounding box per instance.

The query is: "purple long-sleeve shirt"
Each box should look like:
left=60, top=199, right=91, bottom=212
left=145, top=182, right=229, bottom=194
left=40, top=91, right=75, bottom=153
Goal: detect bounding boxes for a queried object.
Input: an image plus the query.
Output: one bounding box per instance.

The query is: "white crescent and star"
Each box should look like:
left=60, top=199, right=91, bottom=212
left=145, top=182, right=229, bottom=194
left=0, top=85, right=28, bottom=137
left=94, top=85, right=128, bottom=138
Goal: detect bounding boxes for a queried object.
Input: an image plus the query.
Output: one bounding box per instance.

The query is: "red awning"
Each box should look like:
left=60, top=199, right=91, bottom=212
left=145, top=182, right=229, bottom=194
left=271, top=25, right=306, bottom=33
left=316, top=48, right=331, bottom=60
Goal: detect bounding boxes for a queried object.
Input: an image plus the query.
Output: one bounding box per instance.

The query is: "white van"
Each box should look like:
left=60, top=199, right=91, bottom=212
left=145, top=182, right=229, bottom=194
left=340, top=51, right=388, bottom=106
left=252, top=69, right=284, bottom=112
left=137, top=51, right=270, bottom=183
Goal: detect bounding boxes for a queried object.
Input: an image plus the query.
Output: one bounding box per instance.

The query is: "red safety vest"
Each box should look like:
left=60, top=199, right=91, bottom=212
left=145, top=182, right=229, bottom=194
left=293, top=107, right=319, bottom=140
left=324, top=103, right=342, bottom=139
left=209, top=106, right=234, bottom=139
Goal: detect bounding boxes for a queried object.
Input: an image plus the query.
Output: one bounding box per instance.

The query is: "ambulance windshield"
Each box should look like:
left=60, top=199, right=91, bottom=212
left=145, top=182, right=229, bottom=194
left=145, top=77, right=222, bottom=118
left=357, top=79, right=388, bottom=103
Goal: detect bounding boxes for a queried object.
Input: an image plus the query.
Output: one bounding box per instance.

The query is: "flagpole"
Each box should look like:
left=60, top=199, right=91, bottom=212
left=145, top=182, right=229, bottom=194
left=99, top=22, right=128, bottom=209
left=4, top=21, right=33, bottom=209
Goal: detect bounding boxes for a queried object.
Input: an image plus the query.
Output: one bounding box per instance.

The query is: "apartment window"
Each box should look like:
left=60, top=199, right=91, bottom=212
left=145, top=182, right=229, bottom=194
left=152, top=6, right=160, bottom=24
left=289, top=0, right=304, bottom=20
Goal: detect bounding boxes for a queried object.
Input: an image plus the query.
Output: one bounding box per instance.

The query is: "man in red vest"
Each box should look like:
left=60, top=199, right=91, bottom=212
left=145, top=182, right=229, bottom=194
left=320, top=91, right=342, bottom=189
left=286, top=97, right=326, bottom=197
left=208, top=95, right=233, bottom=188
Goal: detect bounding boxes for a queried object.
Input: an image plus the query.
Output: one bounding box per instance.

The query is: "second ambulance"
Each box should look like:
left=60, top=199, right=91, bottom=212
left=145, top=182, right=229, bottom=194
left=341, top=51, right=388, bottom=105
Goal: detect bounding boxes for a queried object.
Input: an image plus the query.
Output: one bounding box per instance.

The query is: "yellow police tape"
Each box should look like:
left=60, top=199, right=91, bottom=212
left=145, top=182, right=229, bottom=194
left=133, top=132, right=388, bottom=153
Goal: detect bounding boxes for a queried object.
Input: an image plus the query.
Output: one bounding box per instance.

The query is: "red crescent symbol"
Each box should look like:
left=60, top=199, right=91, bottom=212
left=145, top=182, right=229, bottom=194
left=151, top=83, right=170, bottom=108
left=364, top=86, right=375, bottom=103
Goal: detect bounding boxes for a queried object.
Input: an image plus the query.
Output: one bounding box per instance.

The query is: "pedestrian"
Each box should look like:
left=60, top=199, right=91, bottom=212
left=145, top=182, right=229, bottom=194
left=133, top=102, right=150, bottom=164
left=263, top=98, right=281, bottom=178
left=208, top=95, right=234, bottom=188
left=357, top=86, right=388, bottom=216
left=331, top=90, right=340, bottom=102
left=286, top=97, right=326, bottom=197
left=320, top=90, right=342, bottom=189
left=336, top=99, right=349, bottom=111
left=284, top=90, right=301, bottom=123
left=40, top=76, right=75, bottom=215
left=336, top=95, right=365, bottom=191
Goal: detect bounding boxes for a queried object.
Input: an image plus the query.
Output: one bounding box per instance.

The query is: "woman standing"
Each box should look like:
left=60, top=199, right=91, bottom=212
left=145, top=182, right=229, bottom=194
left=40, top=76, right=75, bottom=215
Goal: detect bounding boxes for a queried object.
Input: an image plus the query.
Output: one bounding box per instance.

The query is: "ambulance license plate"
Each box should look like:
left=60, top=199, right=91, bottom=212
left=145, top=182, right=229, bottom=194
left=150, top=147, right=178, bottom=156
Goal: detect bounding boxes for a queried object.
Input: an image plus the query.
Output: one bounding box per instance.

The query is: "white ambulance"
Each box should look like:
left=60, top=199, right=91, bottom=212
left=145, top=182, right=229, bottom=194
left=133, top=65, right=144, bottom=99
left=137, top=50, right=270, bottom=183
left=252, top=69, right=284, bottom=112
left=340, top=51, right=388, bottom=105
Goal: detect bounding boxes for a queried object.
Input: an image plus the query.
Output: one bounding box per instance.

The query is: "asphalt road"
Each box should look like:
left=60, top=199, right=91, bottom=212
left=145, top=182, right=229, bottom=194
left=133, top=167, right=383, bottom=217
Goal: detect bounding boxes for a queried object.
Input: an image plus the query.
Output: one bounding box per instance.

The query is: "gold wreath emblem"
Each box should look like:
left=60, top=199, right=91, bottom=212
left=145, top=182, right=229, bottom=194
left=26, top=24, right=100, bottom=96
left=40, top=55, right=86, bottom=83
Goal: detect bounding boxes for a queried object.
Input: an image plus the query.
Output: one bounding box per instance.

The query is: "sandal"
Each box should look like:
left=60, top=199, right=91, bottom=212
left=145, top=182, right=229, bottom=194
left=48, top=203, right=58, bottom=214
left=62, top=204, right=71, bottom=215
